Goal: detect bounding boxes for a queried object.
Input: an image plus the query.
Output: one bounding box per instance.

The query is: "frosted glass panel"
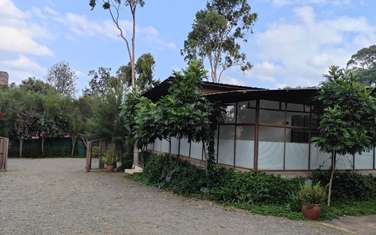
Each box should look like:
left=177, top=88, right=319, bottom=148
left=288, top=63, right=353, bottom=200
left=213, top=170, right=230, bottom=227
left=154, top=139, right=162, bottom=152
left=161, top=139, right=169, bottom=153
left=285, top=143, right=309, bottom=170
left=218, top=125, right=235, bottom=166
left=336, top=154, right=354, bottom=170
left=355, top=150, right=374, bottom=169
left=310, top=145, right=331, bottom=169
left=258, top=142, right=284, bottom=170
left=235, top=126, right=254, bottom=169
left=147, top=143, right=154, bottom=151
left=180, top=138, right=190, bottom=157
left=191, top=141, right=202, bottom=160
left=236, top=140, right=254, bottom=168
left=171, top=137, right=179, bottom=155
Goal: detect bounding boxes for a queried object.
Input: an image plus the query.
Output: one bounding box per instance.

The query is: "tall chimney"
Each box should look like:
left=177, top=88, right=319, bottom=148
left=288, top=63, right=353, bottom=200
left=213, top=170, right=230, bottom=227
left=0, top=71, right=9, bottom=87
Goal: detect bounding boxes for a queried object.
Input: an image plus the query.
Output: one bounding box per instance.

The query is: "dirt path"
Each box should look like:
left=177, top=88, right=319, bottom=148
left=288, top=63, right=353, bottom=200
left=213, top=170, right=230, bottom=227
left=0, top=158, right=346, bottom=235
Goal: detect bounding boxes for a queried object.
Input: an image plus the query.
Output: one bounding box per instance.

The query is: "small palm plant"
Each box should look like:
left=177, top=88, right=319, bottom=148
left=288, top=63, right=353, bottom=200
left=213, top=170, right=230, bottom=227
left=298, top=183, right=326, bottom=220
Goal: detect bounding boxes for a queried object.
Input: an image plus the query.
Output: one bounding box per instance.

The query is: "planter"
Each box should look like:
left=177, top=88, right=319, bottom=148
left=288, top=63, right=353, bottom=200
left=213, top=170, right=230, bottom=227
left=302, top=204, right=321, bottom=220
left=105, top=165, right=114, bottom=172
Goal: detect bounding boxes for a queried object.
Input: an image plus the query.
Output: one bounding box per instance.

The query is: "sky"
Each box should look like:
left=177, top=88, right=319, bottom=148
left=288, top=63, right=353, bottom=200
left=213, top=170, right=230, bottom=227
left=1, top=0, right=376, bottom=93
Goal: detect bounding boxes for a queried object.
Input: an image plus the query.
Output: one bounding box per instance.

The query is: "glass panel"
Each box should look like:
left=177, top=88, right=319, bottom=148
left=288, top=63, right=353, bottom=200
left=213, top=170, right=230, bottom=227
left=218, top=125, right=235, bottom=166
left=260, top=100, right=279, bottom=109
left=286, top=103, right=304, bottom=112
left=258, top=127, right=284, bottom=170
left=310, top=114, right=319, bottom=129
left=304, top=105, right=311, bottom=113
left=259, top=110, right=285, bottom=126
left=310, top=144, right=332, bottom=169
left=224, top=104, right=236, bottom=123
left=171, top=137, right=179, bottom=155
left=191, top=141, right=202, bottom=160
left=237, top=102, right=256, bottom=124
left=180, top=138, right=190, bottom=157
left=286, top=112, right=310, bottom=127
left=235, top=126, right=254, bottom=169
left=355, top=149, right=374, bottom=169
left=154, top=139, right=162, bottom=152
left=285, top=128, right=309, bottom=170
left=287, top=128, right=310, bottom=143
left=336, top=154, right=354, bottom=170
left=161, top=139, right=170, bottom=153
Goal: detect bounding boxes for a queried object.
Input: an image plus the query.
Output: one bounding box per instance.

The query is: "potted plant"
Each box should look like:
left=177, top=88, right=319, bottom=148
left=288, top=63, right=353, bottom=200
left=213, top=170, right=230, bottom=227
left=298, top=183, right=326, bottom=220
left=102, top=144, right=116, bottom=172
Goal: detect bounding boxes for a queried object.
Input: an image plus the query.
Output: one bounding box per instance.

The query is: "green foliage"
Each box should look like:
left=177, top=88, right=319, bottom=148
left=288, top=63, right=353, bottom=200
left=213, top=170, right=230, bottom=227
left=209, top=171, right=301, bottom=205
left=312, top=171, right=376, bottom=201
left=133, top=153, right=376, bottom=220
left=143, top=154, right=207, bottom=195
left=314, top=66, right=376, bottom=156
left=182, top=0, right=257, bottom=82
left=347, top=44, right=376, bottom=85
left=298, top=183, right=326, bottom=206
left=142, top=153, right=301, bottom=204
left=47, top=62, right=77, bottom=97
left=102, top=144, right=116, bottom=165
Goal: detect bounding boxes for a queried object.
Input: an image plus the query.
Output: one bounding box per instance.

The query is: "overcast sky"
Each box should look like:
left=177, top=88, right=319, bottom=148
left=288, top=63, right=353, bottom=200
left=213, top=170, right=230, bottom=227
left=1, top=0, right=376, bottom=92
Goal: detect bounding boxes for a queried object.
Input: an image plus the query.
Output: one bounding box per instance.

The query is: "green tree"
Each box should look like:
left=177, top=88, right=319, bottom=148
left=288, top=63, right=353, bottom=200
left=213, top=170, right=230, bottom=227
left=182, top=0, right=257, bottom=82
left=90, top=0, right=145, bottom=88
left=47, top=62, right=77, bottom=96
left=313, top=65, right=376, bottom=206
left=347, top=44, right=376, bottom=85
left=20, top=77, right=55, bottom=95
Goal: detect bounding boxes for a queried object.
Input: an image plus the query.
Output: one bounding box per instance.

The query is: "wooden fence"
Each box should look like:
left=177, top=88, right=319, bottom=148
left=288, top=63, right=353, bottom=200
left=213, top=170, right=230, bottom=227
left=0, top=137, right=9, bottom=171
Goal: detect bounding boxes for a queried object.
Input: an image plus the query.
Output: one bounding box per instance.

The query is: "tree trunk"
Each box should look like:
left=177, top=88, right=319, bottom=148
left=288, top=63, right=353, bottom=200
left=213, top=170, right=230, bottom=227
left=327, top=151, right=336, bottom=207
left=41, top=137, right=45, bottom=156
left=19, top=138, right=23, bottom=158
left=133, top=142, right=139, bottom=168
left=71, top=136, right=77, bottom=157
left=131, top=10, right=136, bottom=88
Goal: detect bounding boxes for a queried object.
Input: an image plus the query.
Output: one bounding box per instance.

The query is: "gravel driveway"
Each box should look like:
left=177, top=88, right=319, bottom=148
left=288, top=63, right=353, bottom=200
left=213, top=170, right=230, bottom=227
left=0, top=158, right=345, bottom=235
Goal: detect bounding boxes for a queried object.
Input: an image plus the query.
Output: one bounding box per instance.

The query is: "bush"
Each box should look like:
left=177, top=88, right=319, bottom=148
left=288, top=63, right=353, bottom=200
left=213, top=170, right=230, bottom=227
left=298, top=183, right=326, bottom=205
left=143, top=154, right=207, bottom=195
left=312, top=170, right=376, bottom=201
left=209, top=171, right=302, bottom=204
left=143, top=153, right=302, bottom=204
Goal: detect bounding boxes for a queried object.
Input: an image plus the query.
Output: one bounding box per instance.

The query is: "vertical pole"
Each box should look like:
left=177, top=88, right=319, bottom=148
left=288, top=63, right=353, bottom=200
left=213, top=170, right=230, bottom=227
left=283, top=102, right=287, bottom=171
left=216, top=125, right=220, bottom=164
left=373, top=146, right=375, bottom=170
left=254, top=99, right=260, bottom=171
left=233, top=103, right=238, bottom=168
left=178, top=138, right=181, bottom=158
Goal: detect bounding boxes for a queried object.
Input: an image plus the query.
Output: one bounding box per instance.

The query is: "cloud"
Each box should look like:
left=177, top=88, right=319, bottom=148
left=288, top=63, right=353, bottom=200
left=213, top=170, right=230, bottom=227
left=247, top=5, right=376, bottom=88
left=49, top=11, right=176, bottom=49
left=0, top=0, right=51, bottom=83
left=268, top=0, right=352, bottom=7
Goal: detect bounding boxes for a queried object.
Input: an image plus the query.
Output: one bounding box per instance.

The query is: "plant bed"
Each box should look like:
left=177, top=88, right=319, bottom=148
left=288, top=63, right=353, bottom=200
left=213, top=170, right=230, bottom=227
left=127, top=153, right=376, bottom=221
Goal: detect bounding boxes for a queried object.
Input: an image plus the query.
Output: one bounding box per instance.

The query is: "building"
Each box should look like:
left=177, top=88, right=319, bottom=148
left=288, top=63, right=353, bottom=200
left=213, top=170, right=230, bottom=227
left=143, top=78, right=375, bottom=173
left=0, top=71, right=9, bottom=87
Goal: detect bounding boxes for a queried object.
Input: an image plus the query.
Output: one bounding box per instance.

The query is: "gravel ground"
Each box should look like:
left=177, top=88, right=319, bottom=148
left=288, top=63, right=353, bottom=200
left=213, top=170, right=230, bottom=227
left=0, top=158, right=346, bottom=235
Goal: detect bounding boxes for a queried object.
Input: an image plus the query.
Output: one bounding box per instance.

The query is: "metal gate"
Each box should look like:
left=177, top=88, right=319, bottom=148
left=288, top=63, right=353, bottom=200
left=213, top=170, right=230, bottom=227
left=0, top=137, right=9, bottom=171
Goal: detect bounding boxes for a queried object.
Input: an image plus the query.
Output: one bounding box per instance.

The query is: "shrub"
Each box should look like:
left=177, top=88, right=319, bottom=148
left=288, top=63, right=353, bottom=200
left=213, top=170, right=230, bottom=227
left=143, top=154, right=207, bottom=195
left=312, top=170, right=376, bottom=201
left=209, top=171, right=302, bottom=204
left=298, top=183, right=326, bottom=205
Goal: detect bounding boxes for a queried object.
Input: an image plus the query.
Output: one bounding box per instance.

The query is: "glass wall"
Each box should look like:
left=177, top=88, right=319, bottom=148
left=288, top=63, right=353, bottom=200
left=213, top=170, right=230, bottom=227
left=146, top=98, right=375, bottom=171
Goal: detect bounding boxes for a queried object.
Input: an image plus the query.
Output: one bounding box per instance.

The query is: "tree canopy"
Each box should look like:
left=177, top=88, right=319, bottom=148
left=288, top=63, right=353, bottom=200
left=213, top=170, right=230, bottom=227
left=182, top=0, right=257, bottom=82
left=47, top=62, right=77, bottom=96
left=347, top=44, right=376, bottom=85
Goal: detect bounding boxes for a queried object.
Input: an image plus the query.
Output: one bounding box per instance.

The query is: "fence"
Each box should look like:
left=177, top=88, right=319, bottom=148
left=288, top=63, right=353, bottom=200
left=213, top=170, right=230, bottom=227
left=0, top=137, right=9, bottom=171
left=8, top=138, right=86, bottom=158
